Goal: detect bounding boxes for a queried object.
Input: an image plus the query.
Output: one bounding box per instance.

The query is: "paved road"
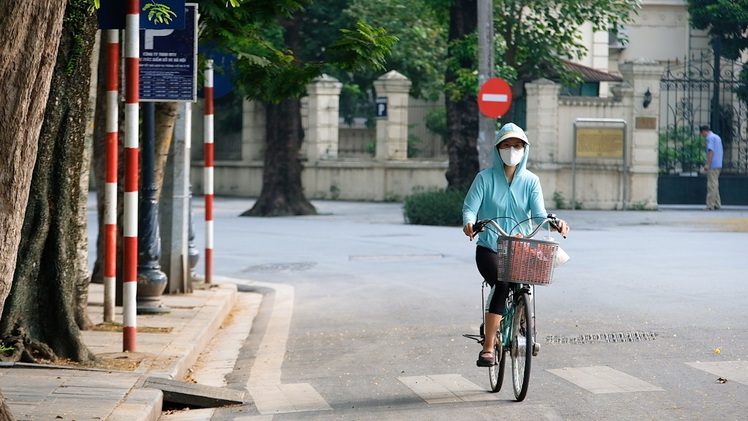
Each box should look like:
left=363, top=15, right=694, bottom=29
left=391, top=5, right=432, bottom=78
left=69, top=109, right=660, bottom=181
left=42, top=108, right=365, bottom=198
left=165, top=198, right=748, bottom=420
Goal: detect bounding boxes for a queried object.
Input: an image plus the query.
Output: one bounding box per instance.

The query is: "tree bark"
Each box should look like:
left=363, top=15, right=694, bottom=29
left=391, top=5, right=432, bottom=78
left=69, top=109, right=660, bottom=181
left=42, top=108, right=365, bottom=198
left=0, top=0, right=98, bottom=363
left=242, top=14, right=316, bottom=217
left=242, top=99, right=317, bottom=216
left=75, top=32, right=102, bottom=332
left=154, top=102, right=180, bottom=200
left=0, top=0, right=67, bottom=318
left=0, top=389, right=11, bottom=421
left=0, top=1, right=69, bottom=416
left=445, top=0, right=480, bottom=191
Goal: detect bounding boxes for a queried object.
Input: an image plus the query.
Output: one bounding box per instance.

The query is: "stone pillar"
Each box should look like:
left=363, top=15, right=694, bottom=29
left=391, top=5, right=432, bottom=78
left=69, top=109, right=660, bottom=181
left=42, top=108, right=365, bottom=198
left=306, top=74, right=343, bottom=161
left=524, top=79, right=561, bottom=166
left=373, top=71, right=412, bottom=160
left=242, top=100, right=265, bottom=162
left=619, top=59, right=663, bottom=209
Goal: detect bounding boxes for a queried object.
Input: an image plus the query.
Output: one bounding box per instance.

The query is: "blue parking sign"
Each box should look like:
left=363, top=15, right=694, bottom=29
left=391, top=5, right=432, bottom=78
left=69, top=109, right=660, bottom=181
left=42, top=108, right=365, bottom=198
left=139, top=4, right=197, bottom=102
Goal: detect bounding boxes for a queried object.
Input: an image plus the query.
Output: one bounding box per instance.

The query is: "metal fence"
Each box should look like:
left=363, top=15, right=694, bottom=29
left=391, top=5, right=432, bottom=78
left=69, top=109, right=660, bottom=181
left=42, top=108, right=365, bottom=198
left=659, top=53, right=748, bottom=175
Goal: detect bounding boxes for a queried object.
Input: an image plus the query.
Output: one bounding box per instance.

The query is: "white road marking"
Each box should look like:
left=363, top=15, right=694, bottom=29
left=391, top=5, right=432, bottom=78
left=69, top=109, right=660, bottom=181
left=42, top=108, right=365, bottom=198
left=547, top=366, right=663, bottom=394
left=248, top=383, right=331, bottom=414
left=399, top=374, right=498, bottom=404
left=686, top=361, right=748, bottom=385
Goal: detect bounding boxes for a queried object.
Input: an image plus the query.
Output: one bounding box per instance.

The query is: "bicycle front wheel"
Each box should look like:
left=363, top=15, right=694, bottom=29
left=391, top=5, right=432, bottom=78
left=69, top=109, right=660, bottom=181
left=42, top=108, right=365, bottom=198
left=510, top=292, right=533, bottom=401
left=488, top=332, right=505, bottom=392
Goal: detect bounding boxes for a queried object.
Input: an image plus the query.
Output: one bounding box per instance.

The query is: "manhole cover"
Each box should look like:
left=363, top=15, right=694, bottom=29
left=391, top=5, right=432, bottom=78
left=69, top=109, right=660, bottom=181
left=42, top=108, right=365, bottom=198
left=242, top=262, right=316, bottom=272
left=349, top=254, right=443, bottom=261
left=546, top=331, right=657, bottom=345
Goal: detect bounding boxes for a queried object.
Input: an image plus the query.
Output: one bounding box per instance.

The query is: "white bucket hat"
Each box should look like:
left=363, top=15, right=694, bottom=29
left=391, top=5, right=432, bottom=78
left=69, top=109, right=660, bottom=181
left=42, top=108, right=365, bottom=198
left=496, top=122, right=529, bottom=145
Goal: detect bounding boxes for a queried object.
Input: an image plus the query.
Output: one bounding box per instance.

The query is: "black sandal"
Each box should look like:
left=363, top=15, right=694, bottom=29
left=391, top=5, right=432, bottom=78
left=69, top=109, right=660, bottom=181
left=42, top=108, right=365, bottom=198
left=476, top=350, right=494, bottom=367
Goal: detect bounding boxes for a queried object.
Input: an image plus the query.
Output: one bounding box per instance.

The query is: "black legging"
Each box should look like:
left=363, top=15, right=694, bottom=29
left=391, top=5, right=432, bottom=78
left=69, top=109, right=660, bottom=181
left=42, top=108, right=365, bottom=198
left=475, top=246, right=509, bottom=315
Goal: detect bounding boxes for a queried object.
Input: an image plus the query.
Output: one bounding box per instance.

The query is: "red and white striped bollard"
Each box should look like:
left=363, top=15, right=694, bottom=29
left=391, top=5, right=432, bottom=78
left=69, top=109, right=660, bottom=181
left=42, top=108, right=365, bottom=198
left=104, top=29, right=119, bottom=323
left=203, top=60, right=214, bottom=284
left=123, top=0, right=140, bottom=352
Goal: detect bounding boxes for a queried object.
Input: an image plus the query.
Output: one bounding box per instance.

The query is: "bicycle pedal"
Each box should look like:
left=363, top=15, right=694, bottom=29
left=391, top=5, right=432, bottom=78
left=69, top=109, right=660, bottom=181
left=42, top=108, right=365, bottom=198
left=532, top=343, right=540, bottom=356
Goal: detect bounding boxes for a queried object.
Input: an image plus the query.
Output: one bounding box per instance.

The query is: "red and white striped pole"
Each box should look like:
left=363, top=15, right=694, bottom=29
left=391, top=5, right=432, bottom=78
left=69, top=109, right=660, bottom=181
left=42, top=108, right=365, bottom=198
left=123, top=0, right=140, bottom=352
left=104, top=29, right=119, bottom=323
left=203, top=60, right=214, bottom=284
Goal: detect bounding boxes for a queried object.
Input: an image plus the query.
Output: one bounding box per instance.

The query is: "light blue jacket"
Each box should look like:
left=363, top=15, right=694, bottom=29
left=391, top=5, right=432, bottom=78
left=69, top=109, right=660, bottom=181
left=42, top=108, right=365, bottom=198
left=462, top=135, right=548, bottom=252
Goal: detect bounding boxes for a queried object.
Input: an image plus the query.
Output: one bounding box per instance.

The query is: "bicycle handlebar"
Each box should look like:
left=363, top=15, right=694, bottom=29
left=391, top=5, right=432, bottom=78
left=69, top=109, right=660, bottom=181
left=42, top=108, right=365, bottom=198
left=473, top=214, right=564, bottom=239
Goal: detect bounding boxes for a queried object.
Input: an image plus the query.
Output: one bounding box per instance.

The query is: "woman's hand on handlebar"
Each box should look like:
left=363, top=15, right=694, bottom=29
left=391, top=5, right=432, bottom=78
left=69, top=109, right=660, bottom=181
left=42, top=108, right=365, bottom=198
left=553, top=219, right=570, bottom=237
left=463, top=223, right=475, bottom=240
left=546, top=213, right=570, bottom=238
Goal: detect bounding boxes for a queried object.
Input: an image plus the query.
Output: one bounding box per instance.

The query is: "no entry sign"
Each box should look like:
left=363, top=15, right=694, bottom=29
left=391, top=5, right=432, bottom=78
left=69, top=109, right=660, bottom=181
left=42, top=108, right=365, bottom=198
left=478, top=77, right=513, bottom=118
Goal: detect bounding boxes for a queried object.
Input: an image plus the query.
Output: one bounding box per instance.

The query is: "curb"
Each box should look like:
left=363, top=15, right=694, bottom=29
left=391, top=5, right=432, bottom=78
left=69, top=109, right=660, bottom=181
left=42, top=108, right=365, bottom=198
left=108, top=283, right=238, bottom=420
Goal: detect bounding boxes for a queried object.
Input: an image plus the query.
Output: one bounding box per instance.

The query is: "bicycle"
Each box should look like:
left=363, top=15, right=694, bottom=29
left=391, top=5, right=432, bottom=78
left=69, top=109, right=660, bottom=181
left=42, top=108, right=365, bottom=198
left=463, top=214, right=566, bottom=401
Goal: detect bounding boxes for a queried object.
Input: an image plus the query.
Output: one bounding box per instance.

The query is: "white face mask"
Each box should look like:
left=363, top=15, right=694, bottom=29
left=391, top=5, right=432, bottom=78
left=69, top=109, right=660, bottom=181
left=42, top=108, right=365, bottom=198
left=499, top=147, right=524, bottom=167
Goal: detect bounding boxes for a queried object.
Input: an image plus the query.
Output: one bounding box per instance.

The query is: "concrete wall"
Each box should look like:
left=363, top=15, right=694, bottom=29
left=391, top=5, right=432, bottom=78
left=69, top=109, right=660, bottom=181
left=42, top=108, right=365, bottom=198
left=190, top=159, right=447, bottom=202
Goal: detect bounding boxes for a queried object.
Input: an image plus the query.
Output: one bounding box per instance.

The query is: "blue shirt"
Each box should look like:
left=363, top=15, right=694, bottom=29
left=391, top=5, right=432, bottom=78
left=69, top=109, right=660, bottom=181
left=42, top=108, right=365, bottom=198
left=462, top=138, right=548, bottom=252
left=705, top=131, right=723, bottom=169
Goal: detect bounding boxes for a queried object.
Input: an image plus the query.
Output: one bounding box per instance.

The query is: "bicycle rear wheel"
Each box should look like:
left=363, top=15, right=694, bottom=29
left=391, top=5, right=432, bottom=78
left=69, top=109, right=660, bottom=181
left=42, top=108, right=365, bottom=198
left=488, top=332, right=505, bottom=392
left=510, top=292, right=533, bottom=401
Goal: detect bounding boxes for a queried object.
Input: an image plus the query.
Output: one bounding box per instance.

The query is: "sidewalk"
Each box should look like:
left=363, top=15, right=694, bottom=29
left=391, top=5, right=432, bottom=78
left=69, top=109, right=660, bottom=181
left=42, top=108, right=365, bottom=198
left=0, top=281, right=252, bottom=421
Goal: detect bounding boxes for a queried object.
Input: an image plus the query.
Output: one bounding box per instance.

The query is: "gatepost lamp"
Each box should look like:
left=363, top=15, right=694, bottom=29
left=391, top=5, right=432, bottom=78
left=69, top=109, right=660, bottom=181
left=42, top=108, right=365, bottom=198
left=643, top=88, right=652, bottom=108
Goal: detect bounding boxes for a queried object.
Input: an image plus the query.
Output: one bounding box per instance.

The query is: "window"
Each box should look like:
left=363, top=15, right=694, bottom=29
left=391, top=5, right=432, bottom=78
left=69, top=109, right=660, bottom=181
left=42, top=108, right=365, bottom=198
left=560, top=82, right=600, bottom=97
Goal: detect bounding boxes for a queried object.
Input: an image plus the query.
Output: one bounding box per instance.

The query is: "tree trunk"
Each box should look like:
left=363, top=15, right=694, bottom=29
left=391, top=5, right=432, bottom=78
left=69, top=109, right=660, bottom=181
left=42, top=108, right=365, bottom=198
left=242, top=14, right=316, bottom=217
left=445, top=0, right=480, bottom=191
left=155, top=102, right=179, bottom=200
left=0, top=0, right=98, bottom=363
left=0, top=389, right=11, bottom=421
left=75, top=32, right=101, bottom=332
left=0, top=2, right=68, bottom=416
left=0, top=0, right=67, bottom=318
left=242, top=99, right=316, bottom=216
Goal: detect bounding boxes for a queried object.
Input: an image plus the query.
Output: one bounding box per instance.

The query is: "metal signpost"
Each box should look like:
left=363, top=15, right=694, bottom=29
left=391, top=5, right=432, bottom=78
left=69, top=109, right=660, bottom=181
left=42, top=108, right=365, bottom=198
left=477, top=0, right=495, bottom=170
left=97, top=0, right=195, bottom=352
left=135, top=2, right=196, bottom=314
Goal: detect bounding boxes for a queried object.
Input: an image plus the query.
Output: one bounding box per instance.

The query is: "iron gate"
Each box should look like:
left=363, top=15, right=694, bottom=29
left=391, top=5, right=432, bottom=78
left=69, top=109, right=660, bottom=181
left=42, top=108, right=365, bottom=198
left=658, top=52, right=748, bottom=205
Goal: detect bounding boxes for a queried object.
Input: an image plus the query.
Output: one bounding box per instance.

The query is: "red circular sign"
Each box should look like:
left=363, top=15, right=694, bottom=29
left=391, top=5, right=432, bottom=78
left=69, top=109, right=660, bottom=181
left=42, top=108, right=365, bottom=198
left=478, top=78, right=513, bottom=118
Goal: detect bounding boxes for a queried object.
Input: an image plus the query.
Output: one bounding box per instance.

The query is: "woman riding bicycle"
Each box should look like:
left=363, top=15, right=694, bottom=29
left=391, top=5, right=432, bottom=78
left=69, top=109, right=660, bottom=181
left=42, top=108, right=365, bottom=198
left=462, top=122, right=570, bottom=367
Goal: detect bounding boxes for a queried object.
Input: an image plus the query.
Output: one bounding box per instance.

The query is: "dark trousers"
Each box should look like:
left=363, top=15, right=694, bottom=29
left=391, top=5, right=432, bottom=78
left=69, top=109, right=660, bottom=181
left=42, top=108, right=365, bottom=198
left=475, top=246, right=509, bottom=315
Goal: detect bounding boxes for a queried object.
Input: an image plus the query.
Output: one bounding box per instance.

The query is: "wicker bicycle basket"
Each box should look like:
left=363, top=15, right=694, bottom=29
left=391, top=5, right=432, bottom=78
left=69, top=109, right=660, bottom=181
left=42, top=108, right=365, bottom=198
left=497, top=236, right=559, bottom=286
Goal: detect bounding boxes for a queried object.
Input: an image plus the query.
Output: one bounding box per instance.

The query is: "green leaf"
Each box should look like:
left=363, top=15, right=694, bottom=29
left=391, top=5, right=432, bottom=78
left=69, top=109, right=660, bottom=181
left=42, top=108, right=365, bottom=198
left=142, top=1, right=177, bottom=25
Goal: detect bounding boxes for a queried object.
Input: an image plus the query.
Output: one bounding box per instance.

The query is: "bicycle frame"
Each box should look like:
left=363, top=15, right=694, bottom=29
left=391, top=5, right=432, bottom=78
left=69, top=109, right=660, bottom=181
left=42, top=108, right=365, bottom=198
left=499, top=284, right=535, bottom=348
left=484, top=282, right=535, bottom=351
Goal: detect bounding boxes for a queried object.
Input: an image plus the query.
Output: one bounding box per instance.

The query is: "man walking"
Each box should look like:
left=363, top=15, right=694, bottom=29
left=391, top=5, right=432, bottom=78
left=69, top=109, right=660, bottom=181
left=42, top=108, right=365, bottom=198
left=699, top=125, right=723, bottom=210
